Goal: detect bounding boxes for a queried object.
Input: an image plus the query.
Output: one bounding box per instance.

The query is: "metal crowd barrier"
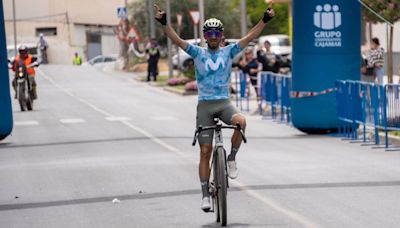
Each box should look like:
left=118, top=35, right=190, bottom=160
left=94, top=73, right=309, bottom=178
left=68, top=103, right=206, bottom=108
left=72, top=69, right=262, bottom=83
left=335, top=80, right=400, bottom=148
left=234, top=70, right=250, bottom=112
left=259, top=72, right=291, bottom=123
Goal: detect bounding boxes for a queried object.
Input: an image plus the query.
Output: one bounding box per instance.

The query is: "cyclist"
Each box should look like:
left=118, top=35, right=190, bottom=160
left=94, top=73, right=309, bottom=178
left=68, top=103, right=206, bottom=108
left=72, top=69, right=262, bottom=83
left=154, top=4, right=275, bottom=211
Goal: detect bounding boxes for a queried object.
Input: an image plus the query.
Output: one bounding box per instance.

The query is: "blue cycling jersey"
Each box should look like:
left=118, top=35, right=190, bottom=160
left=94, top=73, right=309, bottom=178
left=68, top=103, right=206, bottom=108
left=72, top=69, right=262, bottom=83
left=184, top=43, right=243, bottom=101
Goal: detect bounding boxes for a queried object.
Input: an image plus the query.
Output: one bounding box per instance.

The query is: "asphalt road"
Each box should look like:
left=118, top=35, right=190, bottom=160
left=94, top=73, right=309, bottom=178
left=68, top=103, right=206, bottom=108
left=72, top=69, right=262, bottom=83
left=1, top=65, right=400, bottom=228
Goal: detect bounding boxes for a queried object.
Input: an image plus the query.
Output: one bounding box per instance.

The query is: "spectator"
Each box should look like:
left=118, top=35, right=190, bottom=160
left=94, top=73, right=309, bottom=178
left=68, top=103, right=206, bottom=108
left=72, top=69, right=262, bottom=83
left=257, top=40, right=281, bottom=73
left=72, top=52, right=82, bottom=66
left=37, top=33, right=49, bottom=64
left=361, top=55, right=373, bottom=82
left=239, top=48, right=262, bottom=97
left=146, top=39, right=160, bottom=82
left=367, top=37, right=385, bottom=84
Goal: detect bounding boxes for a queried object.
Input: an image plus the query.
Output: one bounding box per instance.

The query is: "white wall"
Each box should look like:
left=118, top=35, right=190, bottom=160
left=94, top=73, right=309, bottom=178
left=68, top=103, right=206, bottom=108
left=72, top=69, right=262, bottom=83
left=102, top=34, right=119, bottom=56
left=371, top=21, right=400, bottom=52
left=3, top=0, right=125, bottom=25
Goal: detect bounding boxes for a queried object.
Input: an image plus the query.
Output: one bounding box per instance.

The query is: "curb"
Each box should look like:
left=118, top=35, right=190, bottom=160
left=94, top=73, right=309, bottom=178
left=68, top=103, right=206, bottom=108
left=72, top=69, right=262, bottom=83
left=163, top=87, right=197, bottom=96
left=354, top=129, right=400, bottom=147
left=133, top=76, right=197, bottom=96
left=376, top=132, right=400, bottom=146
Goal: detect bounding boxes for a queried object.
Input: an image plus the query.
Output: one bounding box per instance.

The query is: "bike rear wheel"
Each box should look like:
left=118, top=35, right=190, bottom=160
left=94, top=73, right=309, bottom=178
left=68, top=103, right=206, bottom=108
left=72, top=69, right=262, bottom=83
left=216, top=147, right=227, bottom=226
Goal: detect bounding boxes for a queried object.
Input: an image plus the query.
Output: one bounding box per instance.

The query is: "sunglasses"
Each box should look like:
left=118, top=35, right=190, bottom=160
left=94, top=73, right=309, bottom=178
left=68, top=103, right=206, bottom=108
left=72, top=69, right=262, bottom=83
left=204, top=30, right=222, bottom=38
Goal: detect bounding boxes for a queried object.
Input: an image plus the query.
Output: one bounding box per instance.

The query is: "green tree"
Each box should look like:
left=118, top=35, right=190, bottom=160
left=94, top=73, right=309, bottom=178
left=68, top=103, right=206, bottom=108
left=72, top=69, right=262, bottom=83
left=232, top=0, right=289, bottom=35
left=128, top=0, right=243, bottom=42
left=203, top=0, right=241, bottom=38
left=363, top=1, right=400, bottom=83
left=128, top=0, right=198, bottom=45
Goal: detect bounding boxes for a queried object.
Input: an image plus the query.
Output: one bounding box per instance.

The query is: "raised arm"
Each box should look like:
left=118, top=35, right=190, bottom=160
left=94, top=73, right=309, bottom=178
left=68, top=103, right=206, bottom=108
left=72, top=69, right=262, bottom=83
left=154, top=4, right=188, bottom=50
left=238, top=2, right=275, bottom=49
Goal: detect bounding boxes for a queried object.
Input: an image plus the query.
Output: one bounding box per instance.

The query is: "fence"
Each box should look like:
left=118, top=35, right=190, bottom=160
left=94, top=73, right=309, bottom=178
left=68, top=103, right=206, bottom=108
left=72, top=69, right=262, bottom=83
left=242, top=71, right=400, bottom=148
left=336, top=81, right=400, bottom=148
left=259, top=72, right=291, bottom=123
left=233, top=70, right=250, bottom=112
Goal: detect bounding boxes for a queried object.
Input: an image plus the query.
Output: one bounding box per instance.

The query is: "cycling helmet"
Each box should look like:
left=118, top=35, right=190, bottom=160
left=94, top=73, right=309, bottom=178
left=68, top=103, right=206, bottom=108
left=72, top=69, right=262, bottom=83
left=203, top=18, right=224, bottom=32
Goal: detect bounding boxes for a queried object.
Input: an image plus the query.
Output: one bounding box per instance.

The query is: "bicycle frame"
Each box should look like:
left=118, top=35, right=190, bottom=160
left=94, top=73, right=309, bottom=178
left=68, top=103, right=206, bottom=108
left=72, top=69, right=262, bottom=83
left=192, top=118, right=247, bottom=226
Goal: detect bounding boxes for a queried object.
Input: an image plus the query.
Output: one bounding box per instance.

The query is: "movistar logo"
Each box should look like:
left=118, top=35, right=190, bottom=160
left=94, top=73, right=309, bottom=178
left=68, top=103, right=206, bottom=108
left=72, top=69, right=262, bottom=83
left=205, top=57, right=225, bottom=72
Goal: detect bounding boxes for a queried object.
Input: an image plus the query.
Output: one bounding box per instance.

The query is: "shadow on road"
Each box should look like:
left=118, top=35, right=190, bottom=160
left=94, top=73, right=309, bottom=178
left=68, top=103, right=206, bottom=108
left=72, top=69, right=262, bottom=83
left=202, top=222, right=283, bottom=227
left=1, top=180, right=400, bottom=212
left=0, top=135, right=328, bottom=150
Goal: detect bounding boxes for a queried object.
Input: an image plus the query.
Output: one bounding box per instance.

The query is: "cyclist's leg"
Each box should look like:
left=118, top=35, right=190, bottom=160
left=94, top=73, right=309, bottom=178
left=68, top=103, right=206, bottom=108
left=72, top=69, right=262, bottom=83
left=219, top=100, right=246, bottom=161
left=230, top=113, right=246, bottom=154
left=196, top=101, right=215, bottom=203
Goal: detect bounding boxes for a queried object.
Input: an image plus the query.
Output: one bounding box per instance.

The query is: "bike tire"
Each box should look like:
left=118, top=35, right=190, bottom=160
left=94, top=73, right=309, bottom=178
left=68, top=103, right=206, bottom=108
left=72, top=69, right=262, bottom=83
left=213, top=167, right=220, bottom=223
left=26, top=98, right=33, bottom=111
left=216, top=147, right=228, bottom=226
left=26, top=90, right=33, bottom=111
left=18, top=85, right=26, bottom=112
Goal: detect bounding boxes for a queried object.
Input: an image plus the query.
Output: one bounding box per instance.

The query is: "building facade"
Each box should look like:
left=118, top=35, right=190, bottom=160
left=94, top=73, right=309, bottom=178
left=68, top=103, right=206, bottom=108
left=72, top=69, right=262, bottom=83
left=3, top=0, right=128, bottom=64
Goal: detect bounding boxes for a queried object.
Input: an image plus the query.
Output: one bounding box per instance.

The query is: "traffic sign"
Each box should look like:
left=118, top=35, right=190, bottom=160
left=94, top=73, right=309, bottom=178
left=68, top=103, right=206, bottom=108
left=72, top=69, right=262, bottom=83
left=117, top=7, right=128, bottom=19
left=189, top=10, right=200, bottom=25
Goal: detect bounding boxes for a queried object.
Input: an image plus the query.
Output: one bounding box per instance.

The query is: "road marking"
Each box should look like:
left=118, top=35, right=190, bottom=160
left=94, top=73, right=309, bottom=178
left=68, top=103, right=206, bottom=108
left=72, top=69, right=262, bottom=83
left=231, top=181, right=322, bottom=228
left=38, top=68, right=318, bottom=225
left=105, top=116, right=132, bottom=121
left=60, top=118, right=86, bottom=124
left=38, top=68, right=181, bottom=155
left=14, top=121, right=39, bottom=126
left=151, top=116, right=178, bottom=121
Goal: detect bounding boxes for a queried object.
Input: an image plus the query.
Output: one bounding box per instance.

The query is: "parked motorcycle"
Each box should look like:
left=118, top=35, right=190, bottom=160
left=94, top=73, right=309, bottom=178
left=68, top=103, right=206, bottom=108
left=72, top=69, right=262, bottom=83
left=15, top=61, right=36, bottom=112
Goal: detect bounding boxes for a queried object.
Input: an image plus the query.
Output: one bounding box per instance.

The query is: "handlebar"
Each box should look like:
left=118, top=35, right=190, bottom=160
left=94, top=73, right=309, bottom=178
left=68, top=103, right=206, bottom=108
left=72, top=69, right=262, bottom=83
left=192, top=123, right=247, bottom=146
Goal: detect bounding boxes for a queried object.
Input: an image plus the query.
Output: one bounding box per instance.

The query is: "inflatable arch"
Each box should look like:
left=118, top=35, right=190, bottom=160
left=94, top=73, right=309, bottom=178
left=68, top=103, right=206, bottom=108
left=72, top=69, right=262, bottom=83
left=291, top=0, right=361, bottom=133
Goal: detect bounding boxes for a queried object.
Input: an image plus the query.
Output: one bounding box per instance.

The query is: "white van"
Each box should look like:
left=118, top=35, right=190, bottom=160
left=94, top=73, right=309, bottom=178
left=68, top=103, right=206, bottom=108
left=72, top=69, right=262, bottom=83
left=7, top=43, right=39, bottom=63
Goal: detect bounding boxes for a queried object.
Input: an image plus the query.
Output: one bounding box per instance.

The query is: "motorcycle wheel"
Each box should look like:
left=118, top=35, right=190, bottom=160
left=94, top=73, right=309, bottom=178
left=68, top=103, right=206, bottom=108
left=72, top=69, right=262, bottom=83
left=18, top=86, right=26, bottom=112
left=26, top=89, right=34, bottom=111
left=26, top=97, right=33, bottom=111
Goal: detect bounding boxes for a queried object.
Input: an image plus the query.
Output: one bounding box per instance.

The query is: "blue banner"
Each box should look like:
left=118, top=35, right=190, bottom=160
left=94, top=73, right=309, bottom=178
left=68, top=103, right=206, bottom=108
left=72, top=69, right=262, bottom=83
left=0, top=1, right=13, bottom=140
left=291, top=0, right=361, bottom=132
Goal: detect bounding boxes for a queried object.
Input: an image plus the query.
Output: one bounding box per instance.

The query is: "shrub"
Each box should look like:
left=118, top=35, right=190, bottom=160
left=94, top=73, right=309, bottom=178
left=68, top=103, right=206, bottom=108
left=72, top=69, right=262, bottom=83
left=185, top=80, right=198, bottom=91
left=166, top=76, right=190, bottom=86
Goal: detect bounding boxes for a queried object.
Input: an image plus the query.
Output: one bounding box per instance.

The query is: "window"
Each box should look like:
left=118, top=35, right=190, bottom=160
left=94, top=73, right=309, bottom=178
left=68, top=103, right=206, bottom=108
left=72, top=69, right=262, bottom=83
left=279, top=38, right=290, bottom=46
left=36, top=27, right=57, bottom=36
left=104, top=57, right=116, bottom=62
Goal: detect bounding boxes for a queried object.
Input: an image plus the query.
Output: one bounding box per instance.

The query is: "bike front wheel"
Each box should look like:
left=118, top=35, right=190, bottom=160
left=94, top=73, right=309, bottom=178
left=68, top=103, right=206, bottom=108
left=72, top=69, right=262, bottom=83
left=216, top=147, right=227, bottom=226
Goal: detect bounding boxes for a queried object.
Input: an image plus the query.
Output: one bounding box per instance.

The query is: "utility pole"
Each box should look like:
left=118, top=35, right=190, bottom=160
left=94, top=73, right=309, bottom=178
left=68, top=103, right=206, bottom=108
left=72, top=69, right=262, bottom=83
left=198, top=0, right=205, bottom=46
left=65, top=12, right=72, bottom=46
left=240, top=0, right=247, bottom=37
left=148, top=0, right=155, bottom=39
left=12, top=0, right=17, bottom=58
left=166, top=0, right=173, bottom=78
